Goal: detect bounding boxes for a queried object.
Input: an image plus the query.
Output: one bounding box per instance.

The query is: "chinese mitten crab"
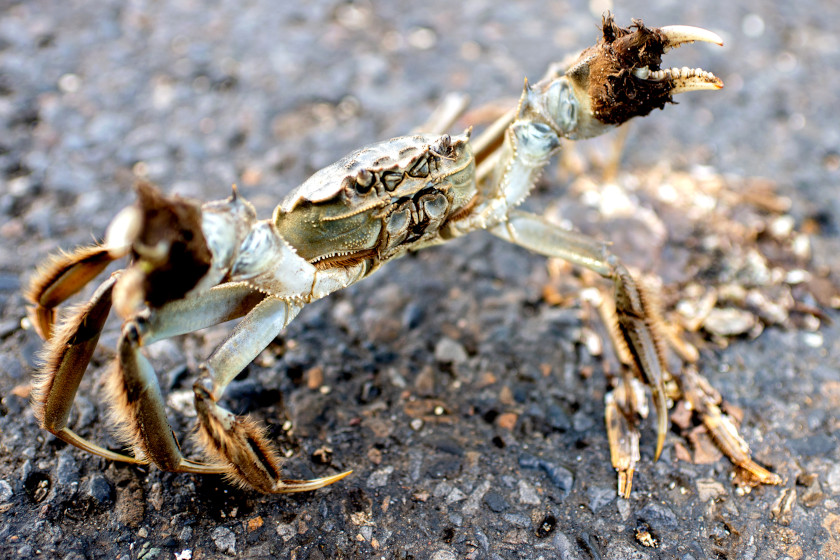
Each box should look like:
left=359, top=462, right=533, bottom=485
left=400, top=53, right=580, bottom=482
left=26, top=16, right=782, bottom=496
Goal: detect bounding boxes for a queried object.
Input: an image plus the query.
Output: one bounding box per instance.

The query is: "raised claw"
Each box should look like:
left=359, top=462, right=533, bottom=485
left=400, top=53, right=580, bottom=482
left=565, top=14, right=723, bottom=130
left=623, top=23, right=724, bottom=95
left=493, top=14, right=727, bottom=149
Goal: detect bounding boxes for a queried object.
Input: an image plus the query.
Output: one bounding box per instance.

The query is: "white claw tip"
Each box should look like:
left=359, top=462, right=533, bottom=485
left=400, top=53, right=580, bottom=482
left=660, top=25, right=724, bottom=47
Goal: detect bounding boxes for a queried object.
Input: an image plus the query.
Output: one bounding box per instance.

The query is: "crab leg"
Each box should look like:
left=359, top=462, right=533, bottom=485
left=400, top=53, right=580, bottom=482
left=104, top=283, right=265, bottom=474
left=107, top=269, right=351, bottom=490
left=187, top=296, right=352, bottom=492
left=677, top=366, right=782, bottom=485
left=30, top=273, right=144, bottom=464
left=490, top=211, right=670, bottom=479
left=35, top=278, right=262, bottom=470
left=26, top=244, right=125, bottom=340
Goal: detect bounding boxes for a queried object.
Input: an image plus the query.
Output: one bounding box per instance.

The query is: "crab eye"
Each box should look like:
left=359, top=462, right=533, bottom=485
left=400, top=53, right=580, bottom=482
left=547, top=78, right=578, bottom=136
left=354, top=169, right=375, bottom=193
left=433, top=134, right=452, bottom=157
left=407, top=155, right=430, bottom=178
left=381, top=171, right=403, bottom=192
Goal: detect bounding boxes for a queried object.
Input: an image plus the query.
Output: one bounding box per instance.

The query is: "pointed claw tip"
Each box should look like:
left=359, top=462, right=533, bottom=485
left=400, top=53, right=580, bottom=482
left=654, top=433, right=665, bottom=462
left=331, top=469, right=354, bottom=482
left=653, top=386, right=668, bottom=462
left=660, top=25, right=724, bottom=48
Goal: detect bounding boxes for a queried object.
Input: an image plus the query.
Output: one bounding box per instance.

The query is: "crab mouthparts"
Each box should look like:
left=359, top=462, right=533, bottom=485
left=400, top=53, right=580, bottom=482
left=632, top=25, right=724, bottom=94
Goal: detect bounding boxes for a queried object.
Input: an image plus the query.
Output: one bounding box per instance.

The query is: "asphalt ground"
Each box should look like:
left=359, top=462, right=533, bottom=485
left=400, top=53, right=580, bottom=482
left=1, top=1, right=839, bottom=559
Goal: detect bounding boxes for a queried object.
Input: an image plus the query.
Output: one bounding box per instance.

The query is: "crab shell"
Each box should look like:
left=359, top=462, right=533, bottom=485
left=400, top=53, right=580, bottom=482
left=273, top=133, right=475, bottom=264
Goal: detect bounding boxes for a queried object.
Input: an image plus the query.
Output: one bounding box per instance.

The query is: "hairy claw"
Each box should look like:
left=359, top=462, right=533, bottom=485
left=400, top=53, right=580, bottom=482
left=567, top=14, right=724, bottom=128
left=193, top=382, right=352, bottom=493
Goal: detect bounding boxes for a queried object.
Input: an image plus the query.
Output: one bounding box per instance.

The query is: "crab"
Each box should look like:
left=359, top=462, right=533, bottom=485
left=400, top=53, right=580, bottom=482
left=26, top=16, right=782, bottom=496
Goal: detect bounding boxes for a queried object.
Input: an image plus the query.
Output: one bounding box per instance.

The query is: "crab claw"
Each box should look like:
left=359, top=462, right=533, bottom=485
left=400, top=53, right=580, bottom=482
left=636, top=25, right=724, bottom=94
left=525, top=14, right=724, bottom=140
left=586, top=14, right=724, bottom=118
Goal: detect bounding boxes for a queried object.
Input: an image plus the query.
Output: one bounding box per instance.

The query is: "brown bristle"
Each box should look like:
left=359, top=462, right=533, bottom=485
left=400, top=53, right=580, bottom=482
left=195, top=411, right=284, bottom=491
left=583, top=13, right=674, bottom=125
left=31, top=275, right=115, bottom=430
left=636, top=278, right=670, bottom=374
left=104, top=361, right=150, bottom=463
left=30, top=301, right=90, bottom=425
left=25, top=244, right=113, bottom=307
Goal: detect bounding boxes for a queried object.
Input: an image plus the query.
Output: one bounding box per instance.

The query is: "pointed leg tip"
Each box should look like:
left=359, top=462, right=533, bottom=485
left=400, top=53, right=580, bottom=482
left=654, top=416, right=667, bottom=462
left=618, top=469, right=634, bottom=499
left=742, top=462, right=783, bottom=486
left=276, top=469, right=354, bottom=494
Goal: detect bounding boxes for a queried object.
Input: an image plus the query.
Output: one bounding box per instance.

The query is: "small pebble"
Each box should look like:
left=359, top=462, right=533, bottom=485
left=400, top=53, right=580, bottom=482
left=427, top=458, right=461, bottom=479
left=402, top=303, right=424, bottom=329
left=85, top=474, right=113, bottom=505
left=0, top=479, right=13, bottom=503
left=446, top=487, right=466, bottom=504
left=462, top=480, right=491, bottom=515
left=826, top=463, right=840, bottom=494
left=56, top=451, right=79, bottom=487
left=276, top=522, right=296, bottom=542
left=519, top=453, right=574, bottom=495
left=517, top=480, right=541, bottom=505
left=179, top=527, right=193, bottom=543
left=637, top=502, right=679, bottom=531
left=360, top=525, right=373, bottom=542
left=617, top=499, right=632, bottom=521
left=483, top=491, right=509, bottom=513
left=211, top=526, right=236, bottom=556
left=434, top=337, right=468, bottom=364
left=695, top=478, right=726, bottom=502
left=571, top=410, right=595, bottom=432
left=546, top=404, right=572, bottom=431
left=587, top=485, right=614, bottom=512
left=367, top=466, right=394, bottom=488
left=502, top=512, right=530, bottom=528
left=704, top=307, right=756, bottom=337
left=552, top=531, right=576, bottom=556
